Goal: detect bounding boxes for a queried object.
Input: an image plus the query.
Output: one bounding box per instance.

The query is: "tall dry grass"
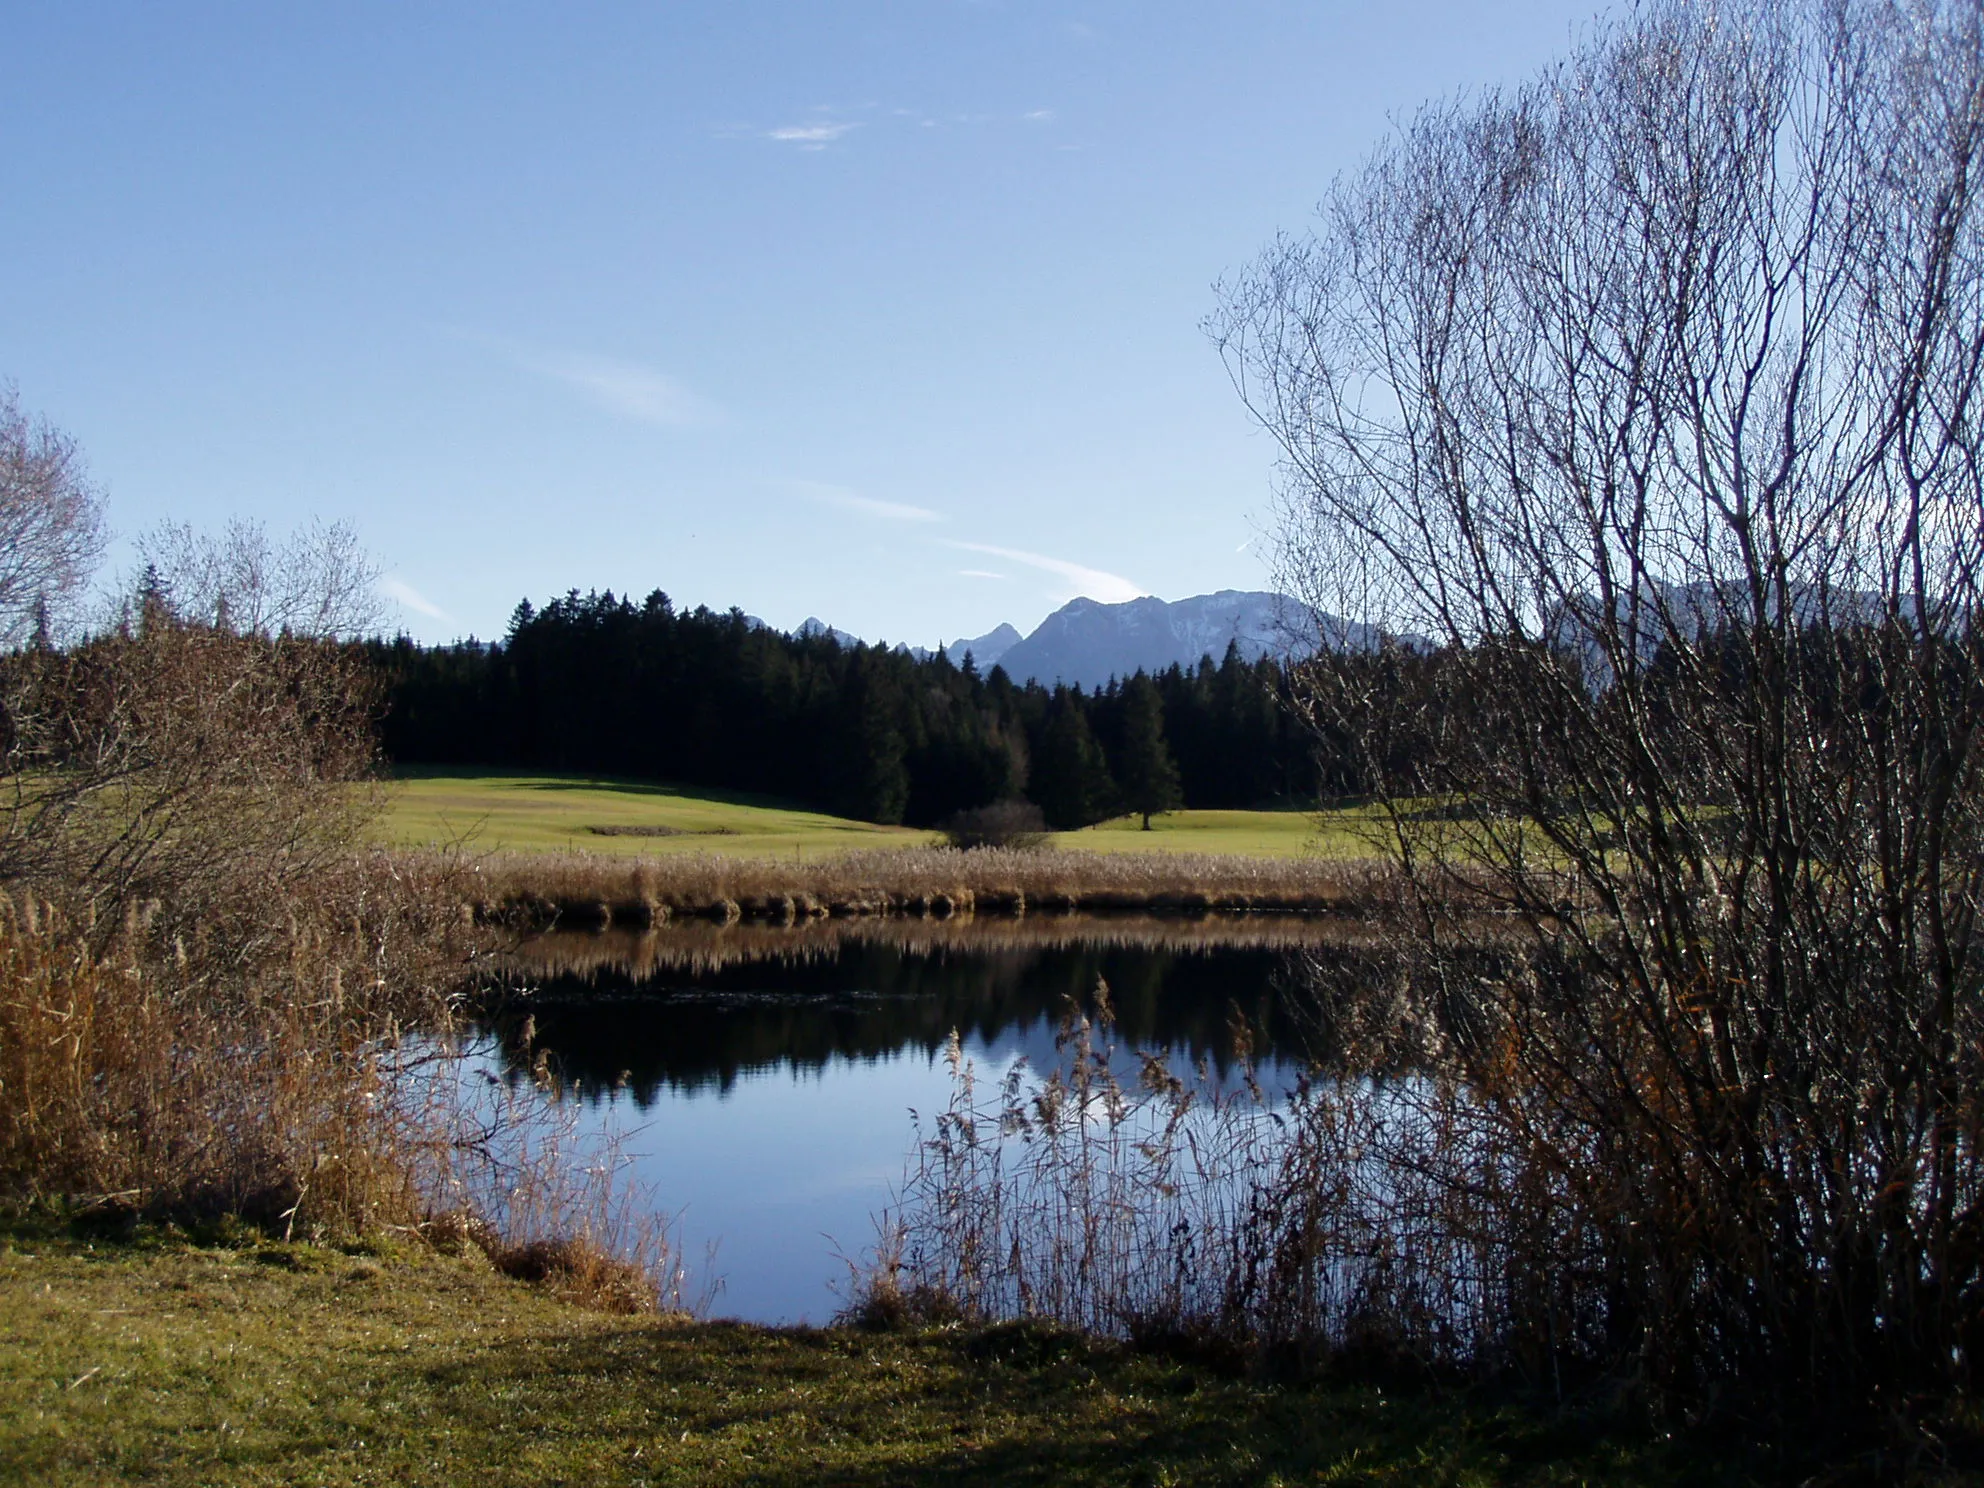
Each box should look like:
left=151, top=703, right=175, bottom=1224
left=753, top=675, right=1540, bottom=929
left=0, top=614, right=692, bottom=1312
left=0, top=858, right=465, bottom=1232
left=857, top=983, right=1483, bottom=1368
left=0, top=862, right=696, bottom=1312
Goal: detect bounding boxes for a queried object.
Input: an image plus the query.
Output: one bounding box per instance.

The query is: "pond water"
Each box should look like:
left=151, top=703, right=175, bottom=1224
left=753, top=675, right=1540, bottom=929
left=473, top=918, right=1344, bottom=1323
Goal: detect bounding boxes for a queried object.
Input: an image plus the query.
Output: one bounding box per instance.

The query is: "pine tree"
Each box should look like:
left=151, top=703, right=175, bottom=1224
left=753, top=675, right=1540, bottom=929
left=135, top=562, right=171, bottom=637
left=833, top=655, right=910, bottom=823
left=1116, top=673, right=1182, bottom=829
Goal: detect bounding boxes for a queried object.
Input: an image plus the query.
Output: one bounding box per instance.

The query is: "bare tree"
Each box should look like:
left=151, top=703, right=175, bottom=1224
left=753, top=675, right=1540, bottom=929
left=132, top=516, right=384, bottom=639
left=1, top=513, right=386, bottom=936
left=0, top=386, right=105, bottom=646
left=1215, top=0, right=1984, bottom=1418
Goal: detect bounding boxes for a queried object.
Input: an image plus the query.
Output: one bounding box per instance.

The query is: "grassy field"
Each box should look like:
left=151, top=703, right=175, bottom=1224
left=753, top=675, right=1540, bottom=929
left=373, top=768, right=1375, bottom=861
left=0, top=1220, right=1771, bottom=1488
left=373, top=768, right=933, bottom=858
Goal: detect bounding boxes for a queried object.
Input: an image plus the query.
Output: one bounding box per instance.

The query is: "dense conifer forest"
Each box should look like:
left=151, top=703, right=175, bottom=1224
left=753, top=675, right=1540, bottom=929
left=366, top=588, right=1324, bottom=827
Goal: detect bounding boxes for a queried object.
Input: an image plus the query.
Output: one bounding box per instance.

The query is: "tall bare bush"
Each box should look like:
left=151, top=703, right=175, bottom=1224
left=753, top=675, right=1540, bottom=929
left=1213, top=0, right=1984, bottom=1420
left=0, top=619, right=380, bottom=947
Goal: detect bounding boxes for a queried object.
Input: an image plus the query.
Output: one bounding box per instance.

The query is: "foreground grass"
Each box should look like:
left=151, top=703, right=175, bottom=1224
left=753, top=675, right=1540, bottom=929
left=372, top=769, right=1376, bottom=861
left=0, top=1224, right=1791, bottom=1488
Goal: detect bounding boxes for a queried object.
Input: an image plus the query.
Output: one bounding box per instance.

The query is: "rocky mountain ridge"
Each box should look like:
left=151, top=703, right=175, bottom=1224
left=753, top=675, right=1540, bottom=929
left=794, top=590, right=1375, bottom=689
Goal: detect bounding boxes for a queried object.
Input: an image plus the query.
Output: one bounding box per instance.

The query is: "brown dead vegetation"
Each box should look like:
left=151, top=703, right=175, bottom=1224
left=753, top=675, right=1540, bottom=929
left=0, top=599, right=688, bottom=1314
left=456, top=846, right=1384, bottom=931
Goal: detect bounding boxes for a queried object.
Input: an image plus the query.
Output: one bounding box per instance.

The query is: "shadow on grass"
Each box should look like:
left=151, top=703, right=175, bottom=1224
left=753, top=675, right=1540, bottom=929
left=390, top=1320, right=1750, bottom=1488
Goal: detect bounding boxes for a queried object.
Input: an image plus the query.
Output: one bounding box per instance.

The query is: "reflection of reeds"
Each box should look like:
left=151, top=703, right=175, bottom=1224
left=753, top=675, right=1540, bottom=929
left=501, top=914, right=1388, bottom=984
left=454, top=847, right=1388, bottom=931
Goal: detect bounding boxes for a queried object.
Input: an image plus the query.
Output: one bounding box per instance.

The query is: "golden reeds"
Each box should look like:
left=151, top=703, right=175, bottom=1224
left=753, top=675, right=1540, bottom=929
left=454, top=846, right=1389, bottom=931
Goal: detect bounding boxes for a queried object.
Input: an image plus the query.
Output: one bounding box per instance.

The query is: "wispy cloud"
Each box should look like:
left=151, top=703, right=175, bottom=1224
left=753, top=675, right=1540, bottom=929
left=379, top=576, right=453, bottom=624
left=958, top=569, right=1008, bottom=580
left=792, top=479, right=942, bottom=523
left=945, top=541, right=1144, bottom=604
left=766, top=121, right=857, bottom=150
left=522, top=349, right=724, bottom=428
left=729, top=105, right=1054, bottom=148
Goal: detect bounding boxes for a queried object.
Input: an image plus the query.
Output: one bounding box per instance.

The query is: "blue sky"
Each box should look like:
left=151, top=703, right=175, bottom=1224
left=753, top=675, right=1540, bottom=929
left=2, top=1, right=1601, bottom=646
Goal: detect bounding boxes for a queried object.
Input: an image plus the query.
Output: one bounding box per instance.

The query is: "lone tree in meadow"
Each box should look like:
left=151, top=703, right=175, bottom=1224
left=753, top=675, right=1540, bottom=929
left=1115, top=673, right=1181, bottom=829
left=1214, top=0, right=1984, bottom=1422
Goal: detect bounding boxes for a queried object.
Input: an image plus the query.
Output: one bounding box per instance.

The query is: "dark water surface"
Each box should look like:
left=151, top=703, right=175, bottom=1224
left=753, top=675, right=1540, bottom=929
left=475, top=919, right=1338, bottom=1322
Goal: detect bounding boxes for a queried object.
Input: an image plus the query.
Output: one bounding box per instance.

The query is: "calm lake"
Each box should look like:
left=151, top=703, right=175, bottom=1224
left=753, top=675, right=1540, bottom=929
left=473, top=917, right=1343, bottom=1323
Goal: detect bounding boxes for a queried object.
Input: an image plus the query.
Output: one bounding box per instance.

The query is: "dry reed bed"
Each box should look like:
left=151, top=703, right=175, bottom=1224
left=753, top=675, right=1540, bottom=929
left=499, top=913, right=1391, bottom=985
left=0, top=865, right=692, bottom=1315
left=454, top=846, right=1390, bottom=930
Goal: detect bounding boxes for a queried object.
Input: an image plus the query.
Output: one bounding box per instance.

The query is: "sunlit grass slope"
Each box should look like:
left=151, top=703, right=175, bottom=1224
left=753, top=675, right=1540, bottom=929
left=0, top=1223, right=1736, bottom=1488
left=374, top=768, right=936, bottom=858
left=374, top=769, right=1379, bottom=860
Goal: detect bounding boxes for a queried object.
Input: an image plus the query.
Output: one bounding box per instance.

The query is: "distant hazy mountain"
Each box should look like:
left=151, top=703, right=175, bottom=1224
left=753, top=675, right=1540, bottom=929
left=993, top=590, right=1364, bottom=690
left=944, top=623, right=1022, bottom=669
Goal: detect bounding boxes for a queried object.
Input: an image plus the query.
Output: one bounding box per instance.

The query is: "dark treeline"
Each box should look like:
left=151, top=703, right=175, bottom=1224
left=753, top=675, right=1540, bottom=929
left=367, top=588, right=1323, bottom=827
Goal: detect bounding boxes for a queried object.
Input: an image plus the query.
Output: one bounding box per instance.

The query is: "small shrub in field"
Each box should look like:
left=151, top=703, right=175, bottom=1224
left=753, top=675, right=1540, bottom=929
left=942, top=800, right=1049, bottom=852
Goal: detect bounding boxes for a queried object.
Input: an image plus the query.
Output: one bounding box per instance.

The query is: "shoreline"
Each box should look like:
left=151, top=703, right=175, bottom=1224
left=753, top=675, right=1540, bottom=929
left=450, top=844, right=1391, bottom=932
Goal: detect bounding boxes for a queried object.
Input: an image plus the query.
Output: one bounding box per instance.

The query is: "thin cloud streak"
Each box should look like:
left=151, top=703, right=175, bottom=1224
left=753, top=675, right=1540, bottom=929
left=958, top=569, right=1008, bottom=580
left=525, top=349, right=724, bottom=428
left=379, top=576, right=453, bottom=623
left=766, top=121, right=857, bottom=149
left=945, top=541, right=1144, bottom=604
left=793, top=480, right=942, bottom=523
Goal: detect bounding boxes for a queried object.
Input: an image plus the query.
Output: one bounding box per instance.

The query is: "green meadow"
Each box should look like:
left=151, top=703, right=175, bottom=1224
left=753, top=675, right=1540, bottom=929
left=372, top=768, right=1376, bottom=861
left=0, top=1221, right=1747, bottom=1488
left=373, top=767, right=929, bottom=859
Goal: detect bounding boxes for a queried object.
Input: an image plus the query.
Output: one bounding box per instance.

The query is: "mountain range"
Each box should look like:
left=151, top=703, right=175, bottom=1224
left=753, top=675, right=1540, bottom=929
left=798, top=590, right=1375, bottom=690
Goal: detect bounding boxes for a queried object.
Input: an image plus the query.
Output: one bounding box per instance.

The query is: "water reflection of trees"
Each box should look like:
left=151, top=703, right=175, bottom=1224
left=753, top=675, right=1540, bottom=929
left=476, top=920, right=1370, bottom=1101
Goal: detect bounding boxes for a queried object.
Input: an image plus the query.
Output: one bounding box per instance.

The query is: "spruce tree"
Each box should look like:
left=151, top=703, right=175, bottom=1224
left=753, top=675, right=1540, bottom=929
left=1116, top=673, right=1181, bottom=829
left=1030, top=690, right=1115, bottom=829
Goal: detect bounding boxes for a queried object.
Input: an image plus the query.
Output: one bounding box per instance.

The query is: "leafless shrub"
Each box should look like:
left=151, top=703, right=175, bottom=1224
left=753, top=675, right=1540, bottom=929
left=0, top=620, right=381, bottom=943
left=941, top=800, right=1050, bottom=851
left=1211, top=0, right=1984, bottom=1424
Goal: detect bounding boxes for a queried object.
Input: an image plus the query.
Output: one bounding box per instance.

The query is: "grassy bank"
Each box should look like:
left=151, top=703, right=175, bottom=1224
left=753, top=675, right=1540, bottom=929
left=0, top=1220, right=1790, bottom=1488
left=373, top=768, right=1369, bottom=860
